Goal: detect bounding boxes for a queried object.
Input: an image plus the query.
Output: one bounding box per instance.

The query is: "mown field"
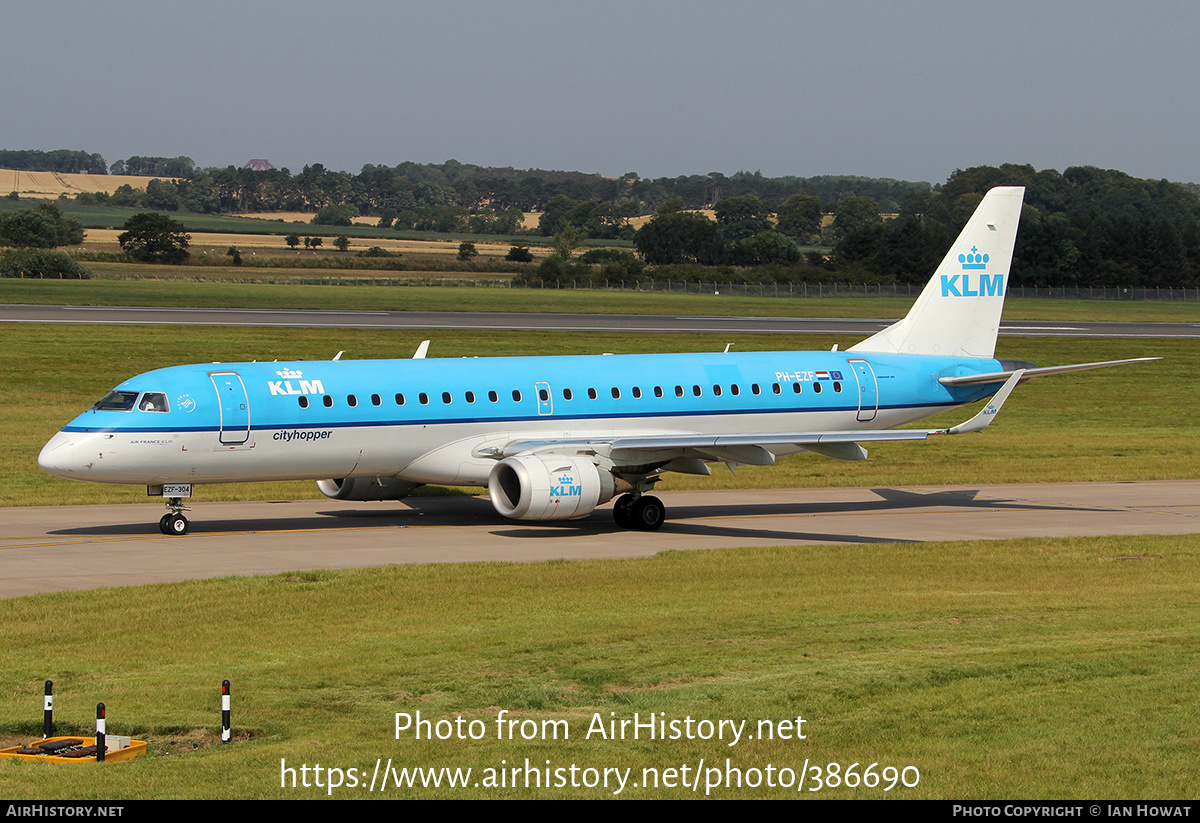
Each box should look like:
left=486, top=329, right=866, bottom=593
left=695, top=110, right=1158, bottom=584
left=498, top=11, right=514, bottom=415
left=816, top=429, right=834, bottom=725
left=5, top=275, right=1200, bottom=322
left=2, top=534, right=1197, bottom=799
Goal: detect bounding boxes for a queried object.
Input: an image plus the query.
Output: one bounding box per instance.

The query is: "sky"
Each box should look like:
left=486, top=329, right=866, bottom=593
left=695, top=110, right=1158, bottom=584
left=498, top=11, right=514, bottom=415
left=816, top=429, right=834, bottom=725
left=5, top=1, right=1199, bottom=185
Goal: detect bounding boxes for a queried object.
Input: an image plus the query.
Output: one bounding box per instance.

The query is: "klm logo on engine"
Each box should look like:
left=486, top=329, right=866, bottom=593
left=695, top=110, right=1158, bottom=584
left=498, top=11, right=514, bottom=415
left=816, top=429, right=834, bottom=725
left=942, top=247, right=1003, bottom=297
left=268, top=368, right=324, bottom=397
left=551, top=474, right=582, bottom=497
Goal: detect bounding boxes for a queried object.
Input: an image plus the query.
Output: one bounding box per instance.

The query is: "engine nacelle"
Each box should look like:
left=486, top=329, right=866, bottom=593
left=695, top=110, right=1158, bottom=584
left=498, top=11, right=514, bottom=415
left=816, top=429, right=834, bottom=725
left=488, top=455, right=616, bottom=520
left=316, top=477, right=420, bottom=501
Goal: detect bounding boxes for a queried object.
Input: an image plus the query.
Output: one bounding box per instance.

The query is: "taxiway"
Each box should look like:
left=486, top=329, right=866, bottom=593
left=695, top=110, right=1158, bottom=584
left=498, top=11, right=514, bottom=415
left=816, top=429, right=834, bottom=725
left=2, top=481, right=1197, bottom=598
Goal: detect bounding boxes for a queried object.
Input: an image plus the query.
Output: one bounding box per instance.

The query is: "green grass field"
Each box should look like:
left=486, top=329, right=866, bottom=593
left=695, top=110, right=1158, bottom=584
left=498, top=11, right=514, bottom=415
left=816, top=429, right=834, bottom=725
left=5, top=275, right=1200, bottom=321
left=2, top=535, right=1197, bottom=798
left=0, top=199, right=555, bottom=245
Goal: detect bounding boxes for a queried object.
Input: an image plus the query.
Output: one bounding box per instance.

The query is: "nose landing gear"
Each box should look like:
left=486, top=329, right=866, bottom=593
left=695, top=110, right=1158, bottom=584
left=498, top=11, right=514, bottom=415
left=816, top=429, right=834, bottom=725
left=159, top=498, right=189, bottom=535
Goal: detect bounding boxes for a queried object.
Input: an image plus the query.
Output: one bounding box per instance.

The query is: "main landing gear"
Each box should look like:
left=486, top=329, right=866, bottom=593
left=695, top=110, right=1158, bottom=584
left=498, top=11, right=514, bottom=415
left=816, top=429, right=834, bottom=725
left=159, top=498, right=189, bottom=536
left=612, top=494, right=665, bottom=531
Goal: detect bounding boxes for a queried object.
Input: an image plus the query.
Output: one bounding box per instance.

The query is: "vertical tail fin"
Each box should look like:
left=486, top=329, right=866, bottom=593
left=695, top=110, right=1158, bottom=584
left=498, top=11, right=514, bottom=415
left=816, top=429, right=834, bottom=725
left=848, top=186, right=1025, bottom=358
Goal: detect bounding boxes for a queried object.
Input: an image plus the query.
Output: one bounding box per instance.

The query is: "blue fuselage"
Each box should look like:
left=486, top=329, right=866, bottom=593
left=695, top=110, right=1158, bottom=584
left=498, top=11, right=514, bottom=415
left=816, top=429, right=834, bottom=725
left=39, top=349, right=1002, bottom=488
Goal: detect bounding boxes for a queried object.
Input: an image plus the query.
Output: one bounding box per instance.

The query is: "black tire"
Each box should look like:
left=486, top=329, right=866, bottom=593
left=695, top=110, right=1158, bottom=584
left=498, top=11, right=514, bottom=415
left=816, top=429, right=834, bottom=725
left=612, top=494, right=636, bottom=529
left=166, top=513, right=189, bottom=536
left=159, top=513, right=173, bottom=535
left=632, top=496, right=665, bottom=531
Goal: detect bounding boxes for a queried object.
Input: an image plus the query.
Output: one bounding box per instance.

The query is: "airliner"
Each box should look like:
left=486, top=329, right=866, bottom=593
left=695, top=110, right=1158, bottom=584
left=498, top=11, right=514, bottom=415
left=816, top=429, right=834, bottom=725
left=38, top=187, right=1154, bottom=535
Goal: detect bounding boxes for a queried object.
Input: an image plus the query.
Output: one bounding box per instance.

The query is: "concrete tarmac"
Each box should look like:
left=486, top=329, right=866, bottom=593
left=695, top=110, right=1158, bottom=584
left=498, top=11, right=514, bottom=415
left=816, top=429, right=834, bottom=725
left=2, top=480, right=1198, bottom=598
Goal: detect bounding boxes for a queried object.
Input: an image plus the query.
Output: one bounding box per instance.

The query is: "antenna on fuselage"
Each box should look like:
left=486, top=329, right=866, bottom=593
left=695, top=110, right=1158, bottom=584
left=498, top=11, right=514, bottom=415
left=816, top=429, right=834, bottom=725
left=333, top=351, right=345, bottom=361
left=413, top=340, right=430, bottom=359
left=723, top=343, right=734, bottom=353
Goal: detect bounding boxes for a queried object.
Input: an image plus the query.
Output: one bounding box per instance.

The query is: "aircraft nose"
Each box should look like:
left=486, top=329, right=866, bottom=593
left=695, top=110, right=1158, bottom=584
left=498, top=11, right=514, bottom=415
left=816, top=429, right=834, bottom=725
left=38, top=432, right=79, bottom=479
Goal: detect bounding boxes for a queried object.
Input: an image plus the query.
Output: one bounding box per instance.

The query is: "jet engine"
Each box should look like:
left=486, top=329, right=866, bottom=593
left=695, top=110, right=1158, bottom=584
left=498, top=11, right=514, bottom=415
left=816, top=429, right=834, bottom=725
left=316, top=477, right=420, bottom=501
left=488, top=455, right=616, bottom=520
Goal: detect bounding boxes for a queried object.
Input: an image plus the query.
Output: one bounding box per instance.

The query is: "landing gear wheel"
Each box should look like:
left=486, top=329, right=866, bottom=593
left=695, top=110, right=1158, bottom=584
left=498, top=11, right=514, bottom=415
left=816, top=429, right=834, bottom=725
left=631, top=495, right=665, bottom=531
left=612, top=494, right=636, bottom=529
left=162, top=513, right=189, bottom=536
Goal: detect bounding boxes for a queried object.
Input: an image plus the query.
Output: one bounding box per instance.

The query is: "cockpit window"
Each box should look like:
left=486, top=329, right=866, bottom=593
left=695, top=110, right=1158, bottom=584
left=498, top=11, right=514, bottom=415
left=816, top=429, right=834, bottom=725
left=139, top=392, right=169, bottom=412
left=92, top=390, right=139, bottom=412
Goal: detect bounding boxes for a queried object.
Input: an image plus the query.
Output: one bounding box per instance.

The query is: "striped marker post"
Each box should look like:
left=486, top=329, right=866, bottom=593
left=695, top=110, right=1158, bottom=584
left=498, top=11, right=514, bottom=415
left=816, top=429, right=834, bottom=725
left=221, top=680, right=231, bottom=743
left=96, top=703, right=106, bottom=762
left=43, top=681, right=53, bottom=739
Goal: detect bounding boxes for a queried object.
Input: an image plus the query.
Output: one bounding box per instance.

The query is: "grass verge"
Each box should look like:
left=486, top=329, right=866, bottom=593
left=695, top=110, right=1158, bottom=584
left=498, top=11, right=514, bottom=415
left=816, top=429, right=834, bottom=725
left=1, top=534, right=1196, bottom=798
left=5, top=275, right=1200, bottom=321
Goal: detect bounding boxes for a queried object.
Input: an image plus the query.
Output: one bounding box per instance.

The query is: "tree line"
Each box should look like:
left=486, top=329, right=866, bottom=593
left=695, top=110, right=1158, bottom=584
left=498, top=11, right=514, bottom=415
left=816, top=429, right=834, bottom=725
left=7, top=149, right=1200, bottom=287
left=831, top=164, right=1200, bottom=288
left=4, top=150, right=930, bottom=226
left=0, top=149, right=107, bottom=175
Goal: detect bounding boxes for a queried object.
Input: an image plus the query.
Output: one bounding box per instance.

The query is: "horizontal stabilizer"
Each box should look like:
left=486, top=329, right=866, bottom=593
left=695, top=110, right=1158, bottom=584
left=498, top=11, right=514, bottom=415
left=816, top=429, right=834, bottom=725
left=939, top=357, right=1160, bottom=386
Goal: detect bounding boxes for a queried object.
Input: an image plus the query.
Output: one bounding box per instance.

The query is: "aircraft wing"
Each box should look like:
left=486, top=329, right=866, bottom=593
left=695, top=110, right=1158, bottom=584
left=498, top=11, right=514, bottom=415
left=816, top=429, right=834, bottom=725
left=501, top=371, right=1024, bottom=467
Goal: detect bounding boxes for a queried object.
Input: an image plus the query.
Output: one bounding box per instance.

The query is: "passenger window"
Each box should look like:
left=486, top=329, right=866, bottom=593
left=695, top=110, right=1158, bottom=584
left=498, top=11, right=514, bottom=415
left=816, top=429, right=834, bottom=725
left=588, top=388, right=598, bottom=400
left=347, top=395, right=358, bottom=407
left=488, top=391, right=498, bottom=402
left=813, top=383, right=822, bottom=394
left=466, top=391, right=476, bottom=403
left=442, top=392, right=452, bottom=404
left=731, top=384, right=740, bottom=396
left=563, top=388, right=573, bottom=400
left=371, top=394, right=381, bottom=406
left=675, top=386, right=684, bottom=397
left=833, top=381, right=842, bottom=393
left=139, top=392, right=168, bottom=412
left=654, top=386, right=663, bottom=398
left=772, top=384, right=781, bottom=395
left=632, top=387, right=642, bottom=399
left=512, top=390, right=522, bottom=402
left=298, top=396, right=309, bottom=409
left=539, top=388, right=549, bottom=401
left=752, top=384, right=761, bottom=395
left=693, top=385, right=702, bottom=397
left=712, top=385, right=722, bottom=397
left=419, top=393, right=429, bottom=405
left=323, top=395, right=333, bottom=407
left=395, top=393, right=405, bottom=406
left=793, top=383, right=802, bottom=394
left=611, top=387, right=621, bottom=399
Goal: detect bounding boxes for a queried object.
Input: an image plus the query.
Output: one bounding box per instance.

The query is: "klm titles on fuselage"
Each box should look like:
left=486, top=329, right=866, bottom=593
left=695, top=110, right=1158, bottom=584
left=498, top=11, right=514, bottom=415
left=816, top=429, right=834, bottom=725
left=267, top=369, right=325, bottom=397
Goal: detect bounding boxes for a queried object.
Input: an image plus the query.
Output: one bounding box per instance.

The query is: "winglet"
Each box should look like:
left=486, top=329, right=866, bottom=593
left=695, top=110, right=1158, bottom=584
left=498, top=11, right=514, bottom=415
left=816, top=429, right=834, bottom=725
left=940, top=369, right=1024, bottom=435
